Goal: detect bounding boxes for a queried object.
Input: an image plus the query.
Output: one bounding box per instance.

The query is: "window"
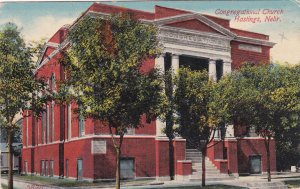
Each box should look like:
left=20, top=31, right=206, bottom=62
left=126, top=128, right=135, bottom=135
left=46, top=105, right=49, bottom=143
left=24, top=161, right=28, bottom=175
left=50, top=73, right=56, bottom=92
left=67, top=104, right=72, bottom=140
left=66, top=159, right=69, bottom=178
left=78, top=106, right=85, bottom=137
left=50, top=161, right=53, bottom=177
left=45, top=160, right=48, bottom=176
left=26, top=111, right=29, bottom=146
left=249, top=155, right=262, bottom=174
left=41, top=105, right=49, bottom=144
left=41, top=112, right=45, bottom=144
left=41, top=160, right=44, bottom=176
left=77, top=159, right=83, bottom=180
left=247, top=125, right=258, bottom=137
left=50, top=102, right=54, bottom=142
left=120, top=158, right=135, bottom=179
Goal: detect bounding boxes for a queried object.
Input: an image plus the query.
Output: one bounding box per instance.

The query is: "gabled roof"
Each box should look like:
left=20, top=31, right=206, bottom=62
left=34, top=3, right=275, bottom=72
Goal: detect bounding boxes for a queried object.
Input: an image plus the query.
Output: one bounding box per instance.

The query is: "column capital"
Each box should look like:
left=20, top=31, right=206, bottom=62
left=223, top=60, right=232, bottom=64
left=171, top=53, right=180, bottom=59
left=209, top=58, right=216, bottom=63
left=157, top=53, right=166, bottom=58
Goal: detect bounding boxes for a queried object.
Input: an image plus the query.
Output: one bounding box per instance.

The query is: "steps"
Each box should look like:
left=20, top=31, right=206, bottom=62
left=185, top=149, right=234, bottom=182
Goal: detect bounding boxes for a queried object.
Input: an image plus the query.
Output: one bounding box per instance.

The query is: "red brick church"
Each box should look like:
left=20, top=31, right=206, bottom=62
left=22, top=3, right=276, bottom=181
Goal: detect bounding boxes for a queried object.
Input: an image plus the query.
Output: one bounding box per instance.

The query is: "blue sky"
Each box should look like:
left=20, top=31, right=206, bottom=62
left=0, top=0, right=299, bottom=64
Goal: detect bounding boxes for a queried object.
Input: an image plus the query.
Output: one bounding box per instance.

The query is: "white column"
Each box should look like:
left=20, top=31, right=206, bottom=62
left=155, top=54, right=165, bottom=74
left=155, top=54, right=166, bottom=137
left=223, top=61, right=232, bottom=75
left=171, top=54, right=179, bottom=75
left=225, top=124, right=235, bottom=138
left=209, top=59, right=217, bottom=81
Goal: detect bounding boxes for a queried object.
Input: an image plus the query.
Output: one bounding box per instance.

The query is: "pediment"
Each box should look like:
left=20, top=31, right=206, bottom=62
left=155, top=13, right=236, bottom=38
left=165, top=18, right=224, bottom=35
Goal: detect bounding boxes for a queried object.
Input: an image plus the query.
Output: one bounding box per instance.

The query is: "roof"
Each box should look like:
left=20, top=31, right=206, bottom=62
left=34, top=3, right=275, bottom=71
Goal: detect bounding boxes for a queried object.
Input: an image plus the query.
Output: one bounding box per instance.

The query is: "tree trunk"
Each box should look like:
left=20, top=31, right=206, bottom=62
left=7, top=129, right=14, bottom=189
left=115, top=147, right=121, bottom=189
left=264, top=135, right=271, bottom=182
left=169, top=138, right=174, bottom=180
left=266, top=137, right=271, bottom=182
left=202, top=147, right=207, bottom=187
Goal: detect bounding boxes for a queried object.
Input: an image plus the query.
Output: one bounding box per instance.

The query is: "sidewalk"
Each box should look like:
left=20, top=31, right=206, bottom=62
left=1, top=173, right=299, bottom=189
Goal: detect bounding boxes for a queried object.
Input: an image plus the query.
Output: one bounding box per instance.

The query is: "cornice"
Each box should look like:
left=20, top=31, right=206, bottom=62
left=154, top=13, right=237, bottom=38
left=235, top=36, right=276, bottom=47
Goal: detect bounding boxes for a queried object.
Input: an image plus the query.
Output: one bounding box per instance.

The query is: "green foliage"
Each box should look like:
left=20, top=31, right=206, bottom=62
left=61, top=14, right=164, bottom=135
left=174, top=68, right=219, bottom=149
left=0, top=22, right=47, bottom=189
left=215, top=63, right=300, bottom=138
left=0, top=22, right=47, bottom=130
left=214, top=63, right=300, bottom=178
left=59, top=14, right=164, bottom=189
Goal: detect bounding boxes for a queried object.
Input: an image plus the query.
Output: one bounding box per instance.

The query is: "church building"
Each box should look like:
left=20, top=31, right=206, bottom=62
left=22, top=3, right=276, bottom=181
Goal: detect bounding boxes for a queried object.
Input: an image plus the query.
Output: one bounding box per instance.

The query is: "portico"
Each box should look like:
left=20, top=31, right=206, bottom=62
left=155, top=26, right=233, bottom=137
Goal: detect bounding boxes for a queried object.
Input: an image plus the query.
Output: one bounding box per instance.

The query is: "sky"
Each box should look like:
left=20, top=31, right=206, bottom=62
left=0, top=0, right=299, bottom=64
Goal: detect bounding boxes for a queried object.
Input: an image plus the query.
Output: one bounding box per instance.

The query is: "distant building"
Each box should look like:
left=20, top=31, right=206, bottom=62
left=1, top=143, right=21, bottom=174
left=1, top=118, right=22, bottom=174
left=22, top=3, right=276, bottom=181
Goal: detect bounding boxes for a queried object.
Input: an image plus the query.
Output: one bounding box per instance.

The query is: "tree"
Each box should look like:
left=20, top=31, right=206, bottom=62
left=174, top=68, right=221, bottom=186
left=0, top=23, right=47, bottom=189
left=161, top=70, right=176, bottom=180
left=214, top=63, right=300, bottom=182
left=59, top=14, right=164, bottom=189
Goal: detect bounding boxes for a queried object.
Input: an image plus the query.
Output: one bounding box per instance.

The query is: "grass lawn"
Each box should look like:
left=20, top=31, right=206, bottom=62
left=13, top=175, right=99, bottom=187
left=284, top=179, right=300, bottom=188
left=5, top=175, right=246, bottom=188
left=1, top=184, right=8, bottom=189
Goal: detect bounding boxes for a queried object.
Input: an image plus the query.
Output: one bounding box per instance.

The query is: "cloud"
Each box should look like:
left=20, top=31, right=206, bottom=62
left=23, top=15, right=75, bottom=42
left=270, top=29, right=300, bottom=65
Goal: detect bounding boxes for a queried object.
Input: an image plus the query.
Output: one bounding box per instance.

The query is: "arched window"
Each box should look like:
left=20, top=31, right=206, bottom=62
left=50, top=73, right=56, bottom=92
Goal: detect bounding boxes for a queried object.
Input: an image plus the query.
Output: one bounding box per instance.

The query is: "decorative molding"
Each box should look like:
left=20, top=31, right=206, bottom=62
left=236, top=36, right=275, bottom=47
left=163, top=44, right=232, bottom=62
left=34, top=40, right=70, bottom=74
left=159, top=27, right=231, bottom=53
left=238, top=43, right=262, bottom=53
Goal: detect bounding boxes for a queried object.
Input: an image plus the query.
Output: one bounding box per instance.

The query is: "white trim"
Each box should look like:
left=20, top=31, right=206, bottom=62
left=155, top=136, right=186, bottom=141
left=238, top=136, right=270, bottom=140
left=23, top=134, right=185, bottom=148
left=155, top=13, right=236, bottom=38
left=177, top=160, right=192, bottom=163
left=163, top=44, right=232, bottom=62
left=34, top=39, right=69, bottom=74
left=236, top=36, right=275, bottom=47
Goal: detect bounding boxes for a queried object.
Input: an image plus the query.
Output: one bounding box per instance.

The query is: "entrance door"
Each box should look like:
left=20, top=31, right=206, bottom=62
left=120, top=158, right=134, bottom=179
left=249, top=155, right=261, bottom=174
left=77, top=159, right=83, bottom=180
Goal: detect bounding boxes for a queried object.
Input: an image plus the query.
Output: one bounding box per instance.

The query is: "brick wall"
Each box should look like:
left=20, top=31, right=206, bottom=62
left=231, top=41, right=270, bottom=69
left=237, top=138, right=276, bottom=174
